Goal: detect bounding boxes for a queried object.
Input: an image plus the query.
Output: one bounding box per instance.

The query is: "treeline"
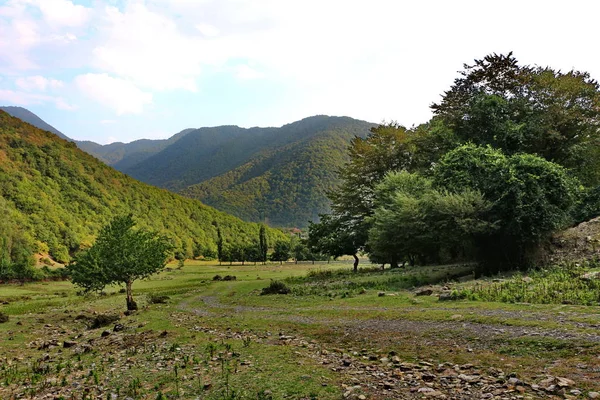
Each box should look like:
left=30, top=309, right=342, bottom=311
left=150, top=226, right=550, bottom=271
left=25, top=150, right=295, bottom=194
left=0, top=111, right=287, bottom=280
left=216, top=226, right=328, bottom=265
left=309, top=53, right=600, bottom=273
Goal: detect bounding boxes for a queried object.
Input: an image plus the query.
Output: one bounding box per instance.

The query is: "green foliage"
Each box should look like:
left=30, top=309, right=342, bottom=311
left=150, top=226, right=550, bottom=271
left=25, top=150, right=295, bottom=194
left=434, top=144, right=580, bottom=270
left=368, top=172, right=491, bottom=267
left=260, top=280, right=291, bottom=295
left=270, top=240, right=291, bottom=263
left=461, top=262, right=600, bottom=305
left=0, top=197, right=37, bottom=282
left=69, top=215, right=173, bottom=309
left=0, top=111, right=286, bottom=270
left=180, top=116, right=374, bottom=227
left=431, top=52, right=600, bottom=186
left=258, top=224, right=268, bottom=264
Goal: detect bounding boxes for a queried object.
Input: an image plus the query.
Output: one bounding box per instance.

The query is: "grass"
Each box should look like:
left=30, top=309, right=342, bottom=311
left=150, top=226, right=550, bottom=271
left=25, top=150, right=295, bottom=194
left=455, top=261, right=600, bottom=305
left=1, top=259, right=600, bottom=398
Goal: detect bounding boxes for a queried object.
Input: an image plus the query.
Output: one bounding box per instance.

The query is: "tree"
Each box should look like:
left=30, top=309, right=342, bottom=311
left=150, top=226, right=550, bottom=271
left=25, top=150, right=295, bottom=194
left=216, top=225, right=224, bottom=265
left=432, top=52, right=600, bottom=186
left=270, top=240, right=291, bottom=265
left=308, top=214, right=363, bottom=272
left=258, top=224, right=268, bottom=264
left=368, top=172, right=491, bottom=268
left=69, top=215, right=172, bottom=310
left=433, top=144, right=580, bottom=270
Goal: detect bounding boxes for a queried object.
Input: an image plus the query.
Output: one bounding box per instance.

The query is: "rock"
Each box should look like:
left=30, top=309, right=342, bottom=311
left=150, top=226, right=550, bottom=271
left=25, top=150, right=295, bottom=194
left=0, top=312, right=8, bottom=323
left=342, top=359, right=352, bottom=367
left=556, top=377, right=575, bottom=387
left=113, top=324, right=125, bottom=332
left=458, top=374, right=481, bottom=383
left=63, top=340, right=77, bottom=348
left=101, top=330, right=111, bottom=337
left=358, top=395, right=366, bottom=400
left=589, top=392, right=600, bottom=399
left=416, top=288, right=433, bottom=296
left=438, top=292, right=453, bottom=301
left=521, top=276, right=534, bottom=283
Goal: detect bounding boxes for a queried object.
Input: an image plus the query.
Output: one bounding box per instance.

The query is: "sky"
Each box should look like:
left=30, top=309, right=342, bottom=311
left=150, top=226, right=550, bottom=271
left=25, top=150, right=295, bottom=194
left=0, top=0, right=599, bottom=144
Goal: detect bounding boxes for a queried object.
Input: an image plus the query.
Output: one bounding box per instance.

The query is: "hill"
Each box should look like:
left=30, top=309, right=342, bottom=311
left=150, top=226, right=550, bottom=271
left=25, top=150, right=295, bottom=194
left=77, top=128, right=195, bottom=167
left=123, top=116, right=375, bottom=227
left=0, top=106, right=194, bottom=168
left=0, top=110, right=285, bottom=265
left=0, top=106, right=70, bottom=141
left=181, top=121, right=370, bottom=226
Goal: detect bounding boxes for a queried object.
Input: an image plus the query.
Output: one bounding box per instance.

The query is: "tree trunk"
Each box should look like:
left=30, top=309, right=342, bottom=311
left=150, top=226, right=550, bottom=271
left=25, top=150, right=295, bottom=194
left=390, top=254, right=399, bottom=269
left=352, top=254, right=359, bottom=273
left=125, top=280, right=137, bottom=311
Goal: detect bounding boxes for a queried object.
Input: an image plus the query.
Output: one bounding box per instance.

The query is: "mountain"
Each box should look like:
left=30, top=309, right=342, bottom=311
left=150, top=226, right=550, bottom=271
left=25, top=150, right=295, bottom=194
left=0, top=110, right=285, bottom=264
left=0, top=106, right=194, bottom=168
left=77, top=128, right=195, bottom=167
left=117, top=116, right=374, bottom=227
left=0, top=106, right=71, bottom=141
left=180, top=118, right=374, bottom=226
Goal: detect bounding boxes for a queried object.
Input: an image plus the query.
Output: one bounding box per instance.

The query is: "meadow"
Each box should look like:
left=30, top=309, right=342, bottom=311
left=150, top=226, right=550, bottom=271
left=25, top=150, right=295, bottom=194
left=1, top=260, right=600, bottom=399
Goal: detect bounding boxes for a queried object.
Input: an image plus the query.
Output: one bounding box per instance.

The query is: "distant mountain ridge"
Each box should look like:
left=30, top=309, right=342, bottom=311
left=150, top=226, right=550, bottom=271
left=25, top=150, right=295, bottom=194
left=120, top=115, right=375, bottom=226
left=1, top=106, right=375, bottom=227
left=0, top=106, right=194, bottom=168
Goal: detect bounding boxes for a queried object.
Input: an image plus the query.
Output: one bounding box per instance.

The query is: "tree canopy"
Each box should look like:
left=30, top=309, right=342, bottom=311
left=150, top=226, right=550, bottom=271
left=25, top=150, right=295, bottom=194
left=69, top=215, right=173, bottom=310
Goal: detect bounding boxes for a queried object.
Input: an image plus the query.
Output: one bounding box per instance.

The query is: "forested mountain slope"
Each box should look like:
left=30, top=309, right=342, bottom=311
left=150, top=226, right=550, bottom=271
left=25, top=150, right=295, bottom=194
left=181, top=121, right=372, bottom=226
left=0, top=111, right=285, bottom=264
left=0, top=106, right=70, bottom=141
left=122, top=116, right=374, bottom=192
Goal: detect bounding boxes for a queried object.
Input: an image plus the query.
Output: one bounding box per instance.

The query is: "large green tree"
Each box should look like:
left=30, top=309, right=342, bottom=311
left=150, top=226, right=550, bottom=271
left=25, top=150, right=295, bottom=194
left=431, top=52, right=600, bottom=186
left=433, top=144, right=580, bottom=270
left=69, top=215, right=173, bottom=310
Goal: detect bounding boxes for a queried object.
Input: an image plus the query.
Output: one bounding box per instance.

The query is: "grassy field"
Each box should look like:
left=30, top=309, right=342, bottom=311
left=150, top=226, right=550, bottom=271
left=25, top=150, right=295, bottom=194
left=1, top=260, right=600, bottom=399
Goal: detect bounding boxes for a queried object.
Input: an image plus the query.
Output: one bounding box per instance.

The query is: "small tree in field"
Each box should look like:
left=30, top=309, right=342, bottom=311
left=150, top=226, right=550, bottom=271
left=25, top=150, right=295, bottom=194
left=69, top=215, right=172, bottom=310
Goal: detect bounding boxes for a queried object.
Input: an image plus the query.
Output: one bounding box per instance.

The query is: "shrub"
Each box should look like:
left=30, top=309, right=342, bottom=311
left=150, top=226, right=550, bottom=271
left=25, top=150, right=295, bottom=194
left=212, top=275, right=223, bottom=281
left=147, top=293, right=170, bottom=304
left=223, top=275, right=237, bottom=281
left=0, top=312, right=8, bottom=323
left=261, top=280, right=290, bottom=295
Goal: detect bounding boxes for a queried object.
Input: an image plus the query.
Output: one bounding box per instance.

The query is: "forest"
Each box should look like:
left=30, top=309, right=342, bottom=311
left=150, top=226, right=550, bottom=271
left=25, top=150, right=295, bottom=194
left=0, top=111, right=286, bottom=281
left=308, top=53, right=600, bottom=273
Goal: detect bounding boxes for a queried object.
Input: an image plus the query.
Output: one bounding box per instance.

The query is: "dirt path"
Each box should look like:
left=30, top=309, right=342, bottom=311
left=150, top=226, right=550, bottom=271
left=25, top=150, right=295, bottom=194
left=179, top=294, right=600, bottom=344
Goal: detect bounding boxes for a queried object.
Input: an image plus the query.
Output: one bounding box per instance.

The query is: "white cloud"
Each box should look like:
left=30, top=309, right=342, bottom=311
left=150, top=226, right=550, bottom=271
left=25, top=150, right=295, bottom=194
left=235, top=64, right=263, bottom=80
left=91, top=3, right=206, bottom=91
left=195, top=23, right=219, bottom=38
left=75, top=73, right=152, bottom=115
left=100, top=119, right=117, bottom=124
left=15, top=75, right=64, bottom=91
left=0, top=89, right=75, bottom=110
left=31, top=0, right=90, bottom=28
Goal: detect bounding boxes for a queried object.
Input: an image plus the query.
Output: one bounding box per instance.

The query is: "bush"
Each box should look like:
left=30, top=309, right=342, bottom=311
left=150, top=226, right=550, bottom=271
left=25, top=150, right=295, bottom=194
left=261, top=280, right=290, bottom=295
left=147, top=293, right=170, bottom=304
left=223, top=275, right=237, bottom=281
left=0, top=312, right=8, bottom=323
left=212, top=275, right=222, bottom=281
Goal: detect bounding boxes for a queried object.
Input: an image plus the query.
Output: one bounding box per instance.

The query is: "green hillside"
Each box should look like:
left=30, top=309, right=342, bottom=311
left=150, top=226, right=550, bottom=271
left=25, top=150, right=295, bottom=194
left=0, top=106, right=70, bottom=141
left=0, top=111, right=285, bottom=265
left=122, top=116, right=374, bottom=227
left=78, top=128, right=195, bottom=167
left=181, top=123, right=370, bottom=227
left=122, top=116, right=374, bottom=191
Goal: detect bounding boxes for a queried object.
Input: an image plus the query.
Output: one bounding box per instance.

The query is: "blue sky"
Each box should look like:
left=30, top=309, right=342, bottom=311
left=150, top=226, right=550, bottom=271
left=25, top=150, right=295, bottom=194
left=1, top=0, right=599, bottom=144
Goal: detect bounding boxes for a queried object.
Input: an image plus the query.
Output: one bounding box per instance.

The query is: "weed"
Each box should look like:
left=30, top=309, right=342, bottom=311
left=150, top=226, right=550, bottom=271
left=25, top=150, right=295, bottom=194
left=261, top=280, right=290, bottom=295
